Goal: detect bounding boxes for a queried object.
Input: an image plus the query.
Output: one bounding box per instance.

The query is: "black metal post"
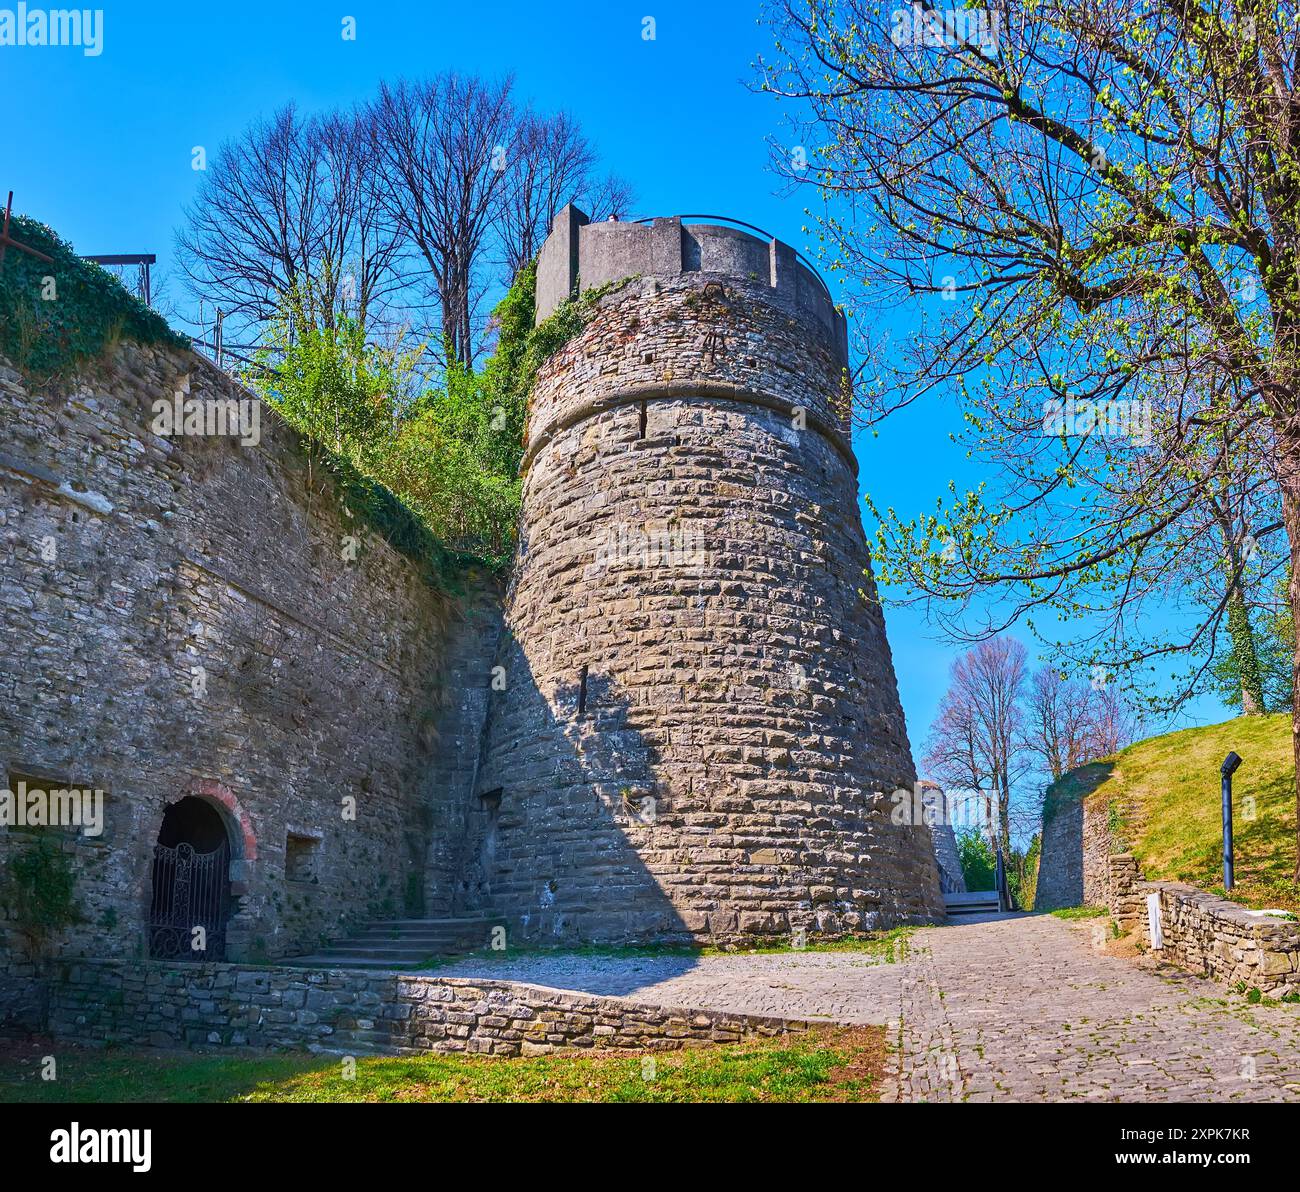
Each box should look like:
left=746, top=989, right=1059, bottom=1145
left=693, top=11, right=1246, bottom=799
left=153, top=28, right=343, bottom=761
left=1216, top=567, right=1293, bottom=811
left=1221, top=751, right=1242, bottom=891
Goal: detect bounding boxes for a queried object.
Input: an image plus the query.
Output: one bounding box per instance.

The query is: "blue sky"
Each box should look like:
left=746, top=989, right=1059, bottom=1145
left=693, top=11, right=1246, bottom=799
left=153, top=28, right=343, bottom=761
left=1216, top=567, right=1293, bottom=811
left=0, top=0, right=1230, bottom=756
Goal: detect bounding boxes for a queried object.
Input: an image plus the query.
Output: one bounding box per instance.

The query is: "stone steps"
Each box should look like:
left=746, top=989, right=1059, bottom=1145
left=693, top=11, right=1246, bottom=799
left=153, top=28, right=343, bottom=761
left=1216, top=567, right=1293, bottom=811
left=944, top=891, right=1001, bottom=916
left=284, top=913, right=505, bottom=970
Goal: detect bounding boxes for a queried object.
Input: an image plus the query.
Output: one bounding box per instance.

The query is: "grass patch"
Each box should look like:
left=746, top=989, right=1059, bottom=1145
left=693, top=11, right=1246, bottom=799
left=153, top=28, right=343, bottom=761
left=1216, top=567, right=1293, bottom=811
left=698, top=927, right=912, bottom=962
left=0, top=1028, right=885, bottom=1104
left=1048, top=906, right=1109, bottom=920
left=1050, top=713, right=1299, bottom=913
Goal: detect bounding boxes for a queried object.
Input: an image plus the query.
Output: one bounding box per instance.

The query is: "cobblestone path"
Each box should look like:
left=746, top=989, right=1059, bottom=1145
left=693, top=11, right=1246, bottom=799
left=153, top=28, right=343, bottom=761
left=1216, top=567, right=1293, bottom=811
left=437, top=913, right=1300, bottom=1102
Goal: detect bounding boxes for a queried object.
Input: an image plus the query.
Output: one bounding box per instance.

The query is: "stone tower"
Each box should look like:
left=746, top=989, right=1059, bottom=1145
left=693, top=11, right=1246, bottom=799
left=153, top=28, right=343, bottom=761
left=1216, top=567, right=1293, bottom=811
left=467, top=207, right=944, bottom=945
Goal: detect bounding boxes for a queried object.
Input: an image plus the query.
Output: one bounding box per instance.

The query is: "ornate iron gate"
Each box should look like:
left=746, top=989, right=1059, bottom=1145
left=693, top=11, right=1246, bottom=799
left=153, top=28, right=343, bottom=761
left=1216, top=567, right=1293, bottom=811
left=148, top=840, right=230, bottom=961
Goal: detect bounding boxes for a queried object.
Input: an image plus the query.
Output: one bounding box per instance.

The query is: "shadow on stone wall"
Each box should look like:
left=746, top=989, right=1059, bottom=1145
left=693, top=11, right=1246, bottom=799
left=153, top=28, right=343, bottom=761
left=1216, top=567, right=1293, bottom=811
left=458, top=635, right=694, bottom=951
left=1035, top=762, right=1114, bottom=911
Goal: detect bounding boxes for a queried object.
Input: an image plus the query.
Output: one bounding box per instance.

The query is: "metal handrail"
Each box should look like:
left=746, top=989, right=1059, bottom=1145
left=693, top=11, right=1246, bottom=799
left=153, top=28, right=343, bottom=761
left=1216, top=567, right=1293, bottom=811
left=628, top=213, right=835, bottom=305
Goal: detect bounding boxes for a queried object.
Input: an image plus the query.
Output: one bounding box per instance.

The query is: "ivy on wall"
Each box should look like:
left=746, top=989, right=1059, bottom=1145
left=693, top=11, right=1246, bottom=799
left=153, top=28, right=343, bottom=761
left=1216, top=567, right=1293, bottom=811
left=0, top=212, right=627, bottom=593
left=0, top=214, right=188, bottom=377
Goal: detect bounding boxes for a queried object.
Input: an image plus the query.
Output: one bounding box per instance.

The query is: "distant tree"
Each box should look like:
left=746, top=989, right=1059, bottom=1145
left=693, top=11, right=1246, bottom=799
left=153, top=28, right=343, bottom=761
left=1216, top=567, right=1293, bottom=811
left=1024, top=668, right=1096, bottom=780
left=956, top=829, right=996, bottom=892
left=1086, top=683, right=1144, bottom=758
left=494, top=108, right=635, bottom=283
left=1025, top=665, right=1144, bottom=777
left=177, top=104, right=402, bottom=347
left=924, top=638, right=1031, bottom=858
left=369, top=73, right=517, bottom=370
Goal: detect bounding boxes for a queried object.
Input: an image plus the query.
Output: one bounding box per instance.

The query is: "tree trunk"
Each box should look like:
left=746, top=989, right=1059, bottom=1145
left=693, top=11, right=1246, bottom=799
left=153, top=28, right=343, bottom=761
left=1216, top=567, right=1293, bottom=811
left=1226, top=586, right=1266, bottom=714
left=1282, top=483, right=1300, bottom=883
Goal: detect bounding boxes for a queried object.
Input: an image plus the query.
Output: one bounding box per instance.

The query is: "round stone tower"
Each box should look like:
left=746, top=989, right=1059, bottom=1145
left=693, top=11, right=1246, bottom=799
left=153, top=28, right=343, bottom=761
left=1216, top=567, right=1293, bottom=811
left=468, top=206, right=944, bottom=945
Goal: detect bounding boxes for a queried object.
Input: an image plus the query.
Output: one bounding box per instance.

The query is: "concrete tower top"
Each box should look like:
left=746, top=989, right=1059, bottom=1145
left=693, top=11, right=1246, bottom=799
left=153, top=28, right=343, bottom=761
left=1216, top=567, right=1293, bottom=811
left=535, top=205, right=848, bottom=366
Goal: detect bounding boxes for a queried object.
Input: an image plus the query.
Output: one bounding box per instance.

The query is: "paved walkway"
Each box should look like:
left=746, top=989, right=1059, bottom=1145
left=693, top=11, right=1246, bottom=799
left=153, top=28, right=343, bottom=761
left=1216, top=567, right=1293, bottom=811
left=436, top=914, right=1300, bottom=1101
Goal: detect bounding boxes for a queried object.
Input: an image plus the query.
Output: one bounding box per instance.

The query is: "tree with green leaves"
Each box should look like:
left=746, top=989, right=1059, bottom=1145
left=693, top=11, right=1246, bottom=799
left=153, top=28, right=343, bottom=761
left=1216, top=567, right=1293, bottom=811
left=924, top=637, right=1031, bottom=863
left=762, top=0, right=1300, bottom=877
left=249, top=294, right=422, bottom=467
left=1214, top=568, right=1296, bottom=711
left=957, top=828, right=997, bottom=890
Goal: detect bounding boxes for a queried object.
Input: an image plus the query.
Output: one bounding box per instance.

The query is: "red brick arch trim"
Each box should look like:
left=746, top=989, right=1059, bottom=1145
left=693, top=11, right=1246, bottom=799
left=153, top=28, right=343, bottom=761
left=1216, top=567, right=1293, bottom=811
left=191, top=779, right=257, bottom=861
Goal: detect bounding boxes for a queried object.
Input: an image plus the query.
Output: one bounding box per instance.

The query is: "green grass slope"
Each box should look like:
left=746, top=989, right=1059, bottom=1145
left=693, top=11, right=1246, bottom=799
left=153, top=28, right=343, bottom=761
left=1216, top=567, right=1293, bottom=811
left=1049, top=713, right=1298, bottom=913
left=0, top=1028, right=886, bottom=1103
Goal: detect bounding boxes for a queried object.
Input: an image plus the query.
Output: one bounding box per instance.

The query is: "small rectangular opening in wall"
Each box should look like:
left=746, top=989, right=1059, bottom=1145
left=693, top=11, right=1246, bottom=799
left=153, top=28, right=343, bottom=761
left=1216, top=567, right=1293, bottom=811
left=285, top=832, right=323, bottom=883
left=638, top=400, right=648, bottom=439
left=480, top=788, right=503, bottom=814
left=577, top=664, right=589, bottom=716
left=3, top=767, right=99, bottom=837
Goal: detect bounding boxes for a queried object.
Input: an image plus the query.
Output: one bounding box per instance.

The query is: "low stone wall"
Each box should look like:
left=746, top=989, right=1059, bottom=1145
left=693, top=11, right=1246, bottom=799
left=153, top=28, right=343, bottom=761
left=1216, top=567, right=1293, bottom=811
left=41, top=960, right=807, bottom=1057
left=1141, top=883, right=1300, bottom=996
left=1105, top=855, right=1300, bottom=995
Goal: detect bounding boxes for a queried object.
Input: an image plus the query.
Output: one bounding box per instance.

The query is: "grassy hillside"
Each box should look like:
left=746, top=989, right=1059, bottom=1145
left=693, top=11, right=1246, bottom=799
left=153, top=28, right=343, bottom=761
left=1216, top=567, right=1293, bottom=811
left=1052, top=714, right=1299, bottom=913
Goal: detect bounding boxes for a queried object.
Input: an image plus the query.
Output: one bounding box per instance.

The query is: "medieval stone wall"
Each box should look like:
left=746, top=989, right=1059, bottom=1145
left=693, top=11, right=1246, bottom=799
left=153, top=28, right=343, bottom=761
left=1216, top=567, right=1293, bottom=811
left=920, top=786, right=965, bottom=894
left=1036, top=771, right=1137, bottom=910
left=2, top=208, right=947, bottom=987
left=0, top=343, right=499, bottom=966
left=45, top=957, right=808, bottom=1057
left=471, top=213, right=944, bottom=945
left=1035, top=794, right=1085, bottom=910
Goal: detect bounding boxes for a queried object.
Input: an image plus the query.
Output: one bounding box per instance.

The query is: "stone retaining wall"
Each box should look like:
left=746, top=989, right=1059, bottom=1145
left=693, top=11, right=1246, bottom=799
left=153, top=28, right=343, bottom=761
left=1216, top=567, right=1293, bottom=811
left=1107, top=854, right=1146, bottom=930
left=1105, top=855, right=1300, bottom=995
left=1147, top=884, right=1300, bottom=994
left=0, top=343, right=502, bottom=965
left=43, top=959, right=807, bottom=1057
left=1035, top=794, right=1084, bottom=910
left=1034, top=766, right=1135, bottom=912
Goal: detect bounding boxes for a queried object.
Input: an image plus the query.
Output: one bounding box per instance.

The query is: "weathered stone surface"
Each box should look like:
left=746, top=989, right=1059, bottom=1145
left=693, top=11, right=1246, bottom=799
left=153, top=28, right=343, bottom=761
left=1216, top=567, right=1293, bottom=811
left=43, top=958, right=807, bottom=1058
left=469, top=214, right=945, bottom=945
left=1038, top=781, right=1300, bottom=994
left=0, top=342, right=502, bottom=969
left=2, top=207, right=948, bottom=1006
left=1140, top=879, right=1300, bottom=995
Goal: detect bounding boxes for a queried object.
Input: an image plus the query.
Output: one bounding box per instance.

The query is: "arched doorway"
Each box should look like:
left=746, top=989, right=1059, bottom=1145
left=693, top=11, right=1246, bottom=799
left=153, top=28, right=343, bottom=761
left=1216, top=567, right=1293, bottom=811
left=148, top=796, right=232, bottom=961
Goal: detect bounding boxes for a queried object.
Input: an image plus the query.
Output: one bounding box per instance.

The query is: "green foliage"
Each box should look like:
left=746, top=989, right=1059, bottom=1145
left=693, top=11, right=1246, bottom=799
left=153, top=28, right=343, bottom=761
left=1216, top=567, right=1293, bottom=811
left=1049, top=905, right=1108, bottom=919
left=1212, top=571, right=1294, bottom=714
left=1106, top=800, right=1129, bottom=852
left=0, top=214, right=187, bottom=376
left=251, top=304, right=416, bottom=461
left=956, top=829, right=996, bottom=890
left=1, top=836, right=82, bottom=962
left=253, top=261, right=591, bottom=574
left=248, top=295, right=479, bottom=589
left=1011, top=832, right=1041, bottom=911
left=369, top=262, right=629, bottom=569
left=317, top=449, right=469, bottom=592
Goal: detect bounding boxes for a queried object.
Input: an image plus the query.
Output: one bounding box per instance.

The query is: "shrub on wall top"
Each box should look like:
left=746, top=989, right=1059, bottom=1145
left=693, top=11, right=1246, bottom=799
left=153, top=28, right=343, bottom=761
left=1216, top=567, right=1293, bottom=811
left=0, top=213, right=188, bottom=377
